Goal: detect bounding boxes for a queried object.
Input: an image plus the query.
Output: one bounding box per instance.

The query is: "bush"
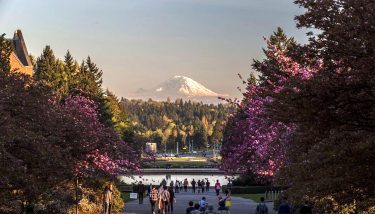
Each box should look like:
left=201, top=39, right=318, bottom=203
left=222, top=186, right=284, bottom=194
left=34, top=179, right=125, bottom=214
left=34, top=182, right=76, bottom=213
left=232, top=174, right=269, bottom=186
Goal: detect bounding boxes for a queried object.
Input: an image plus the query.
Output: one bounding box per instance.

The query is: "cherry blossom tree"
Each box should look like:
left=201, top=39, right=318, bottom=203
left=220, top=29, right=302, bottom=181
left=0, top=37, right=139, bottom=212
left=221, top=1, right=375, bottom=212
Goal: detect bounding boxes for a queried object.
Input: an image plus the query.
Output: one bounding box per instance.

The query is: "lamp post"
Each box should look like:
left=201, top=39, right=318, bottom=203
left=191, top=139, right=194, bottom=153
left=76, top=177, right=79, bottom=214
left=176, top=141, right=179, bottom=155
left=213, top=139, right=217, bottom=159
left=164, top=141, right=167, bottom=156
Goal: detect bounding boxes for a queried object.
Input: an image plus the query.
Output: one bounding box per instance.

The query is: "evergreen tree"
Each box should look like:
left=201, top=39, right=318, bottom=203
left=269, top=27, right=296, bottom=52
left=69, top=58, right=113, bottom=127
left=86, top=56, right=103, bottom=96
left=74, top=58, right=99, bottom=97
left=210, top=120, right=223, bottom=147
left=106, top=90, right=122, bottom=123
left=34, top=46, right=67, bottom=96
left=253, top=28, right=297, bottom=89
left=64, top=50, right=79, bottom=92
left=192, top=118, right=207, bottom=148
left=0, top=34, right=12, bottom=73
left=75, top=60, right=90, bottom=93
left=119, top=98, right=232, bottom=150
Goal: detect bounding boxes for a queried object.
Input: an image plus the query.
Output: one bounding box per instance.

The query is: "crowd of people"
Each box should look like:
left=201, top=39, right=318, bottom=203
left=190, top=179, right=211, bottom=194
left=148, top=185, right=177, bottom=214
left=102, top=179, right=312, bottom=214
left=137, top=179, right=232, bottom=214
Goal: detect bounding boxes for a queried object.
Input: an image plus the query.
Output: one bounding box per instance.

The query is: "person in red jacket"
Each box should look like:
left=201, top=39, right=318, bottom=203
left=214, top=180, right=221, bottom=196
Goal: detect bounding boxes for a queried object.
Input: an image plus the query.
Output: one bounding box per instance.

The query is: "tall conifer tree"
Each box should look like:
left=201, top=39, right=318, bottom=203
left=0, top=34, right=12, bottom=73
left=34, top=46, right=67, bottom=95
left=86, top=56, right=103, bottom=96
left=64, top=50, right=79, bottom=92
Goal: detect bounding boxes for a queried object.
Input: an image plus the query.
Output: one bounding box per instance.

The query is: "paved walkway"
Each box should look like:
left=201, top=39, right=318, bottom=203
left=124, top=190, right=275, bottom=214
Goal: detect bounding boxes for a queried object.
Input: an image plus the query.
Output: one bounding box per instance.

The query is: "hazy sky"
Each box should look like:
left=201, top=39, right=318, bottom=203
left=0, top=0, right=308, bottom=98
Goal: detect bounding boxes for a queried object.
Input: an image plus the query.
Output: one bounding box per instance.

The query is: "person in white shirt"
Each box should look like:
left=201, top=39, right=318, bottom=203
left=199, top=196, right=208, bottom=212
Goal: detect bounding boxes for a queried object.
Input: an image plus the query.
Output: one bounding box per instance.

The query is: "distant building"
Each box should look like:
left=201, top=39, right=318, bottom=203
left=145, top=142, right=157, bottom=153
left=6, top=30, right=33, bottom=75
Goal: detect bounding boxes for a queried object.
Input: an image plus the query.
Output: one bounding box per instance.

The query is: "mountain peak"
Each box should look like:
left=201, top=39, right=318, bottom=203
left=155, top=75, right=220, bottom=97
left=172, top=75, right=187, bottom=79
left=130, top=75, right=227, bottom=104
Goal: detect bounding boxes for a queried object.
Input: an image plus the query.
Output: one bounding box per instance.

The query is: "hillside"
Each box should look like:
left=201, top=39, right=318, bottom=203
left=120, top=98, right=234, bottom=152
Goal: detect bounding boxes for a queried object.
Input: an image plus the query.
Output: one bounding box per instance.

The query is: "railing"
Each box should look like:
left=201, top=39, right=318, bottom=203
left=141, top=168, right=225, bottom=174
left=265, top=190, right=282, bottom=201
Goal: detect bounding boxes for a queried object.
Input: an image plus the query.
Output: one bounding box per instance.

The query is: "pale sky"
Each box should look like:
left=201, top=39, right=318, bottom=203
left=0, top=0, right=308, bottom=99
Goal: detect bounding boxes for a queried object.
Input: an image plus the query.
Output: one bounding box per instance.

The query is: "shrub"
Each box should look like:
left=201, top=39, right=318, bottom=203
left=232, top=174, right=269, bottom=186
left=223, top=186, right=284, bottom=194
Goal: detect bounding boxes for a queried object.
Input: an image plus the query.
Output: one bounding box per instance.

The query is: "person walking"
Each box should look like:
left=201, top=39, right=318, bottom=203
left=149, top=185, right=159, bottom=214
left=175, top=180, right=179, bottom=193
left=159, top=185, right=170, bottom=214
left=167, top=186, right=176, bottom=213
left=224, top=189, right=232, bottom=213
left=214, top=180, right=221, bottom=196
left=191, top=179, right=196, bottom=194
left=205, top=180, right=210, bottom=192
left=147, top=183, right=152, bottom=196
left=158, top=185, right=165, bottom=213
left=102, top=184, right=113, bottom=214
left=255, top=197, right=268, bottom=214
left=225, top=190, right=232, bottom=214
left=183, top=178, right=188, bottom=192
left=278, top=197, right=292, bottom=214
left=170, top=180, right=174, bottom=189
left=108, top=184, right=114, bottom=214
left=137, top=181, right=145, bottom=204
left=179, top=180, right=183, bottom=192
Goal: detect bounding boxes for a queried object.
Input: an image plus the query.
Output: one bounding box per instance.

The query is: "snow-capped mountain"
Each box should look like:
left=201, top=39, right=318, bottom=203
left=131, top=76, right=227, bottom=103
left=153, top=75, right=220, bottom=97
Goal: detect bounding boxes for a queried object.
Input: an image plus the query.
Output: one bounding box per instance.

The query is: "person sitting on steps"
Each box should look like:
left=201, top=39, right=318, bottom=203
left=186, top=201, right=195, bottom=214
left=205, top=205, right=216, bottom=214
left=199, top=196, right=208, bottom=212
left=190, top=203, right=201, bottom=214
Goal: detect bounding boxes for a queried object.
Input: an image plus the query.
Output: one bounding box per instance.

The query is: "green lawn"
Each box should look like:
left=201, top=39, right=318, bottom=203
left=159, top=157, right=206, bottom=161
left=147, top=161, right=211, bottom=168
left=233, top=193, right=265, bottom=202
left=143, top=157, right=219, bottom=168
